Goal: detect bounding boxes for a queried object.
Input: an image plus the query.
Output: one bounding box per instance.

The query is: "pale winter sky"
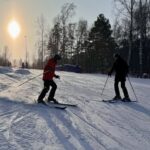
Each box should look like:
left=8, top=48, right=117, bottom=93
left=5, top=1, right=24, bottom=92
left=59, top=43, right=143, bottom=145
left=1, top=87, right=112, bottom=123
left=0, top=0, right=115, bottom=63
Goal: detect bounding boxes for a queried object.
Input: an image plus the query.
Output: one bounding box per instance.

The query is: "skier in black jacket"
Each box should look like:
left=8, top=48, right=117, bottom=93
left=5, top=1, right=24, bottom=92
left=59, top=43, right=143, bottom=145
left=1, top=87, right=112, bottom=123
left=108, top=53, right=130, bottom=101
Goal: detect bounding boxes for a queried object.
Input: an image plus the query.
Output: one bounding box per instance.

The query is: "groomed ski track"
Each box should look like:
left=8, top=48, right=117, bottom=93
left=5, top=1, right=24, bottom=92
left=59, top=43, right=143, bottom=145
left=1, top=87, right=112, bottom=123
left=0, top=67, right=150, bottom=150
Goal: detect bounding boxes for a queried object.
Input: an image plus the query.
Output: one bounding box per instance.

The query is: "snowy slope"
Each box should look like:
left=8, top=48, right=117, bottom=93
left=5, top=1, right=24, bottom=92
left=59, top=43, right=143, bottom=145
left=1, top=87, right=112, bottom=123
left=0, top=67, right=150, bottom=150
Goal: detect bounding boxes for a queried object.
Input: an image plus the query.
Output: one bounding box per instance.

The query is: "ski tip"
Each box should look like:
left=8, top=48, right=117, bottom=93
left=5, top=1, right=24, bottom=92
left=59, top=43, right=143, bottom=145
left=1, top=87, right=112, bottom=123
left=102, top=99, right=137, bottom=103
left=55, top=106, right=67, bottom=110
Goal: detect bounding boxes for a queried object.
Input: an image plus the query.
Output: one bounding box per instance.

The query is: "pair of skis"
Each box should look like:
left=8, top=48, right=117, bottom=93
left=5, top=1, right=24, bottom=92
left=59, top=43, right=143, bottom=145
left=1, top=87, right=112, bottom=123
left=37, top=98, right=136, bottom=110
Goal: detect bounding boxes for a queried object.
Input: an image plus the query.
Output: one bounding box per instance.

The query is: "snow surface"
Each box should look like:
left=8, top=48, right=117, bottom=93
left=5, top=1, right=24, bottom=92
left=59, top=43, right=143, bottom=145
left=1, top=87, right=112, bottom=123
left=0, top=67, right=150, bottom=150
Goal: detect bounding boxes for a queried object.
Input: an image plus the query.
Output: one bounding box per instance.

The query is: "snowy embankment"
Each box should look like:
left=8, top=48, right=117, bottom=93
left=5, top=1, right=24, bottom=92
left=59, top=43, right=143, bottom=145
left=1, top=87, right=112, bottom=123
left=0, top=66, right=150, bottom=150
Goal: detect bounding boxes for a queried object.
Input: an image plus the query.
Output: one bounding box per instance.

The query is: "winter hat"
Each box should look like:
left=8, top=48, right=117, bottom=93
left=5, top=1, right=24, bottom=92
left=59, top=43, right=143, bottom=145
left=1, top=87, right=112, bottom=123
left=54, top=54, right=61, bottom=60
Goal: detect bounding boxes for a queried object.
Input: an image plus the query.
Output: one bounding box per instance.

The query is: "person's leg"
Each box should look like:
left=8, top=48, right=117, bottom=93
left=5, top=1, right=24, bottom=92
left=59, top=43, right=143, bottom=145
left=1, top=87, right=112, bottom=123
left=48, top=80, right=57, bottom=100
left=37, top=80, right=50, bottom=102
left=114, top=78, right=121, bottom=99
left=121, top=80, right=129, bottom=99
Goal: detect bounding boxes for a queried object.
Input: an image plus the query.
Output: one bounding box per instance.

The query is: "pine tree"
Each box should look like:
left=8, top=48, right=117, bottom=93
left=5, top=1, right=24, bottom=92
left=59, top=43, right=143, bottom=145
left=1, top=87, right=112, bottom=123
left=87, top=14, right=117, bottom=73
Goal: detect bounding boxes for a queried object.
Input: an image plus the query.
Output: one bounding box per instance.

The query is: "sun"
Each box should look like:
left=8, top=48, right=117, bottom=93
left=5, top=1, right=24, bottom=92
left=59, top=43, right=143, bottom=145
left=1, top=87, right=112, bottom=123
left=8, top=20, right=21, bottom=39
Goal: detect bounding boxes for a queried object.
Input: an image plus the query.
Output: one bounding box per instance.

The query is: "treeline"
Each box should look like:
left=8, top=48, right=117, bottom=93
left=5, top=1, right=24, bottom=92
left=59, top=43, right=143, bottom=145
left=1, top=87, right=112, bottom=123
left=33, top=1, right=150, bottom=75
left=0, top=46, right=11, bottom=67
left=33, top=3, right=116, bottom=73
left=113, top=0, right=150, bottom=76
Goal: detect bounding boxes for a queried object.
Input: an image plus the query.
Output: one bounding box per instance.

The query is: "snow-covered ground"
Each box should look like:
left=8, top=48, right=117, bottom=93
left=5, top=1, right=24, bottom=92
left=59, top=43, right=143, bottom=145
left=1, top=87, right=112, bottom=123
left=0, top=67, right=150, bottom=150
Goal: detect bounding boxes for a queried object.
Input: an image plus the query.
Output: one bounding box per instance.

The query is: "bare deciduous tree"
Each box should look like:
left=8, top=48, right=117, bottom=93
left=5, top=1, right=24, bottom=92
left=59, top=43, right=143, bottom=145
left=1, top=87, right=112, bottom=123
left=114, top=0, right=136, bottom=65
left=59, top=3, right=76, bottom=59
left=36, top=14, right=47, bottom=68
left=75, top=19, right=88, bottom=65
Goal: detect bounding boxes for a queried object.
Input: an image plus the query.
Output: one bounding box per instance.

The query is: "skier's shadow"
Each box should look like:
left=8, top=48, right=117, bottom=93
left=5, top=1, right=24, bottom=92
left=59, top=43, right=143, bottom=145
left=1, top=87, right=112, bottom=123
left=0, top=97, right=77, bottom=149
left=51, top=110, right=94, bottom=150
left=123, top=102, right=150, bottom=117
left=38, top=109, right=78, bottom=150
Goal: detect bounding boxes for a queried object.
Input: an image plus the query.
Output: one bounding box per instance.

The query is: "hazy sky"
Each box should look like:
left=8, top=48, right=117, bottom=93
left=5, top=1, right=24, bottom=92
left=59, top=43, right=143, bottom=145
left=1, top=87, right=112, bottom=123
left=0, top=0, right=114, bottom=63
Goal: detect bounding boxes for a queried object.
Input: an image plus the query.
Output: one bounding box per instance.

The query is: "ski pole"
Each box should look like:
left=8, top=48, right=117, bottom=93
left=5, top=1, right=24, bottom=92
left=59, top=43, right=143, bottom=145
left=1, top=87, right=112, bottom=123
left=127, top=76, right=138, bottom=102
left=17, top=70, right=49, bottom=87
left=101, top=75, right=109, bottom=96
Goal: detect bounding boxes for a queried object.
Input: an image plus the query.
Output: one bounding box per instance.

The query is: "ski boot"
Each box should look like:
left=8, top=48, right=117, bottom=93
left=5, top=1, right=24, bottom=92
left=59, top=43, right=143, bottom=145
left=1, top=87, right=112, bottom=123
left=122, top=97, right=131, bottom=102
left=37, top=100, right=47, bottom=105
left=113, top=95, right=122, bottom=100
left=48, top=98, right=59, bottom=104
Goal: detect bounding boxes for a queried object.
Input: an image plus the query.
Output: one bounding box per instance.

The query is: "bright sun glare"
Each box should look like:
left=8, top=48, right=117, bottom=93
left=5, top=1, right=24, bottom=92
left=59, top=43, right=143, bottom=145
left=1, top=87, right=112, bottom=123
left=8, top=20, right=20, bottom=39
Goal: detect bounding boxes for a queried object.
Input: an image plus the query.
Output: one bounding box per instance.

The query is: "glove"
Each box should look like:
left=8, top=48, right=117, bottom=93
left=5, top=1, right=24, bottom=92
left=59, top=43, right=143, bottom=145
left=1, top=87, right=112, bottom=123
left=55, top=75, right=60, bottom=79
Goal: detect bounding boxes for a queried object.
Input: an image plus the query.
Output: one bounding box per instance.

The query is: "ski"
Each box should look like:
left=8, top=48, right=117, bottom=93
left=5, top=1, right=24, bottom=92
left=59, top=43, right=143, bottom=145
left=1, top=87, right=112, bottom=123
left=46, top=103, right=67, bottom=109
left=102, top=99, right=137, bottom=103
left=47, top=102, right=77, bottom=107
left=102, top=99, right=123, bottom=103
left=36, top=101, right=66, bottom=110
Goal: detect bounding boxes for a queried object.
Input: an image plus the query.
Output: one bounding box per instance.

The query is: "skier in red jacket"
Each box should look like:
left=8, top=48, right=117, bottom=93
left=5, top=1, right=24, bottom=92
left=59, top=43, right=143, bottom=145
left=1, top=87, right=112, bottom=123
left=37, top=54, right=61, bottom=104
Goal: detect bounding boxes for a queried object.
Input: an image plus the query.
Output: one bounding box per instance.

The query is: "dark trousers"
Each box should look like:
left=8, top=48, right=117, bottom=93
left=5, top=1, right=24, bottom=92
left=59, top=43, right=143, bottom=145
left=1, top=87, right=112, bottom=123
left=114, top=77, right=129, bottom=98
left=38, top=80, right=57, bottom=101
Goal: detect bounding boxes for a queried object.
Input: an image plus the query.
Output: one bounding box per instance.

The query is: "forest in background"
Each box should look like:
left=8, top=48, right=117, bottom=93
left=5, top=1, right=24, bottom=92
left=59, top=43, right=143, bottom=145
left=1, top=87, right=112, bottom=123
left=1, top=0, right=150, bottom=77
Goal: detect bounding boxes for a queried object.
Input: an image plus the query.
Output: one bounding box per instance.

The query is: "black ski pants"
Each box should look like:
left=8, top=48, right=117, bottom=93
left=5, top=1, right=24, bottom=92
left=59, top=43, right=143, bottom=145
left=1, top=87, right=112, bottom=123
left=38, top=80, right=57, bottom=102
left=114, top=76, right=129, bottom=98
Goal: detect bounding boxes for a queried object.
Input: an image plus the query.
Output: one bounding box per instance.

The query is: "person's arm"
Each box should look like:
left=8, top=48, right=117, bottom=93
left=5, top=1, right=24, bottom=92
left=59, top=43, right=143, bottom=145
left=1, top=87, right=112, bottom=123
left=125, top=62, right=129, bottom=76
left=108, top=63, right=115, bottom=76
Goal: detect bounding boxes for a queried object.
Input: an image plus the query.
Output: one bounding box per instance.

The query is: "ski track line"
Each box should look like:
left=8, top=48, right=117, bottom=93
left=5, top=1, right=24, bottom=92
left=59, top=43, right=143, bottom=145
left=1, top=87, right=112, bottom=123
left=0, top=73, right=38, bottom=94
left=66, top=110, right=109, bottom=150
left=60, top=81, right=113, bottom=105
left=52, top=109, right=95, bottom=150
left=38, top=108, right=77, bottom=150
left=62, top=79, right=111, bottom=99
left=75, top=105, right=123, bottom=142
left=10, top=108, right=48, bottom=150
left=61, top=95, right=126, bottom=137
left=0, top=111, right=27, bottom=150
left=7, top=112, right=25, bottom=150
left=52, top=79, right=150, bottom=150
left=68, top=109, right=128, bottom=150
left=69, top=95, right=145, bottom=149
left=54, top=93, right=102, bottom=148
left=0, top=134, right=18, bottom=150
left=0, top=74, right=17, bottom=82
left=81, top=96, right=150, bottom=149
left=108, top=103, right=150, bottom=143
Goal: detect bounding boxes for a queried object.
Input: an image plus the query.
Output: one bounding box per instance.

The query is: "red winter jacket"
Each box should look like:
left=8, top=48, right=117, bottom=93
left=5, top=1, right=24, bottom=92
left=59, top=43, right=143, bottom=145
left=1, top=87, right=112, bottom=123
left=43, top=58, right=57, bottom=80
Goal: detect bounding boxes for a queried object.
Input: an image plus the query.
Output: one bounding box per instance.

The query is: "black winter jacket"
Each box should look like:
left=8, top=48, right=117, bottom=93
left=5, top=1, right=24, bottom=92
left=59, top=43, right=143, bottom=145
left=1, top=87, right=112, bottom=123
left=110, top=57, right=129, bottom=77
